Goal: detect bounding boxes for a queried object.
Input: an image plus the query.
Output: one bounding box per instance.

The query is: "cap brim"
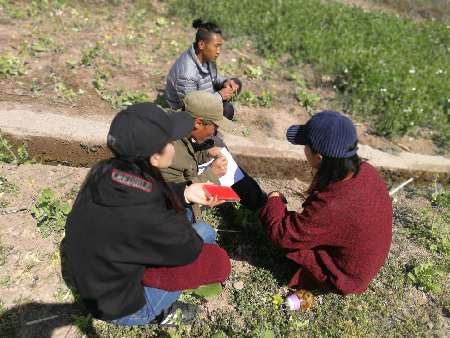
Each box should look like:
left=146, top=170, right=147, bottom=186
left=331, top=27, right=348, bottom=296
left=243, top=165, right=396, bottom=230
left=169, top=111, right=195, bottom=141
left=286, top=125, right=309, bottom=145
left=215, top=117, right=236, bottom=133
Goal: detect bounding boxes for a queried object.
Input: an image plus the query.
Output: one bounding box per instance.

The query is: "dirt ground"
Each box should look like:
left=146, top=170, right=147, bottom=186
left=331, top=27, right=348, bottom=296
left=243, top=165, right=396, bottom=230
left=1, top=162, right=448, bottom=337
left=0, top=163, right=308, bottom=337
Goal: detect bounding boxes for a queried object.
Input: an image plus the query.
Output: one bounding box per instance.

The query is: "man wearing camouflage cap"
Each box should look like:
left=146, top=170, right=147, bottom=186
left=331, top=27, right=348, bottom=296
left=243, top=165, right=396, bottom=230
left=162, top=91, right=267, bottom=222
left=161, top=91, right=234, bottom=187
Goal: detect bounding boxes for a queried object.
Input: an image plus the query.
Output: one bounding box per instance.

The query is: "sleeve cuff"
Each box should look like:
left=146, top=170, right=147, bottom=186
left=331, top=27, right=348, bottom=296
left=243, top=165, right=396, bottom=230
left=169, top=182, right=190, bottom=206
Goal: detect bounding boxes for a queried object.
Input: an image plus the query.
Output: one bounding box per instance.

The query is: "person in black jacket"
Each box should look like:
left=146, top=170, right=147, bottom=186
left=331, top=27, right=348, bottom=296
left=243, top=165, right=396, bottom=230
left=62, top=103, right=229, bottom=326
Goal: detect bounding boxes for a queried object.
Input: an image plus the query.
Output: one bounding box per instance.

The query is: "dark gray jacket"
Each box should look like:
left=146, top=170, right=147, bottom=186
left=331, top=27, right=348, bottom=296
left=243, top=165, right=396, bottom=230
left=165, top=45, right=227, bottom=110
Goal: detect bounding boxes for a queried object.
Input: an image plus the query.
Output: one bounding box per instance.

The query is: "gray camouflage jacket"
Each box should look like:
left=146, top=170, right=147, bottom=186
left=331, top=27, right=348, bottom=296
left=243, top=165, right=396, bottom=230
left=165, top=45, right=227, bottom=110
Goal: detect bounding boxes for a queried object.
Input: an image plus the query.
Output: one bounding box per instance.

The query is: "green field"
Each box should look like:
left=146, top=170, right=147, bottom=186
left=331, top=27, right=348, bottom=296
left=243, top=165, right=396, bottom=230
left=171, top=0, right=450, bottom=147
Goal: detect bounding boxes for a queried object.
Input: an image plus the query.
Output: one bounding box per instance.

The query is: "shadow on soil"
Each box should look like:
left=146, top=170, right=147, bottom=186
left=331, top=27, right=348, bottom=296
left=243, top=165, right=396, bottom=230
left=0, top=301, right=97, bottom=338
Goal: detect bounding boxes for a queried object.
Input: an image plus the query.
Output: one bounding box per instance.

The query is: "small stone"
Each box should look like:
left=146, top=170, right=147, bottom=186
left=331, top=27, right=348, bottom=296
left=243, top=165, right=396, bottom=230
left=233, top=281, right=244, bottom=290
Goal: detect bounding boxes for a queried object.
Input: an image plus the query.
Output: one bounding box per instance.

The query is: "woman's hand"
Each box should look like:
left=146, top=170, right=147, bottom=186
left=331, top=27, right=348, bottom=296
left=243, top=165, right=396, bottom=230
left=268, top=191, right=288, bottom=204
left=184, top=183, right=225, bottom=207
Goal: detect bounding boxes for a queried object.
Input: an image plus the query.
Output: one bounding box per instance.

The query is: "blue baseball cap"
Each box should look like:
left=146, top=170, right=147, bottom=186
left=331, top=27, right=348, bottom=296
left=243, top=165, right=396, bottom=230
left=286, top=111, right=358, bottom=158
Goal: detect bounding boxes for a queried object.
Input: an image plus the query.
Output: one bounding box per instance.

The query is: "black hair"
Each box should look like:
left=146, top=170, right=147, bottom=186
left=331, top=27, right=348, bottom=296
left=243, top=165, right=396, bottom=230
left=307, top=142, right=363, bottom=193
left=82, top=153, right=184, bottom=213
left=192, top=18, right=222, bottom=48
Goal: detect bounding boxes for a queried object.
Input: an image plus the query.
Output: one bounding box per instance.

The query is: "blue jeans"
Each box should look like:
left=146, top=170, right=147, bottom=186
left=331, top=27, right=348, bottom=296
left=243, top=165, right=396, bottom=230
left=185, top=206, right=194, bottom=223
left=110, top=221, right=216, bottom=326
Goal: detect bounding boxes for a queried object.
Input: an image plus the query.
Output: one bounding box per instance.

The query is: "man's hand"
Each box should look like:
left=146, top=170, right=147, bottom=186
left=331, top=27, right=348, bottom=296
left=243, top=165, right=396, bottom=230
left=211, top=156, right=228, bottom=177
left=184, top=183, right=225, bottom=207
left=219, top=86, right=235, bottom=101
left=207, top=146, right=223, bottom=158
left=223, top=79, right=239, bottom=94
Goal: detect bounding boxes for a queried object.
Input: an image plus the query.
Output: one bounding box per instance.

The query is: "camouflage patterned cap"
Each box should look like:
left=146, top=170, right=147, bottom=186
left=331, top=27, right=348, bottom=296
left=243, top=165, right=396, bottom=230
left=183, top=91, right=235, bottom=132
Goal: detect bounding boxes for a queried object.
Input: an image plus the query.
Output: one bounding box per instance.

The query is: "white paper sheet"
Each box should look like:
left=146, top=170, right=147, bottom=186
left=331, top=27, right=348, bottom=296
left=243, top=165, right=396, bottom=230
left=197, top=147, right=244, bottom=187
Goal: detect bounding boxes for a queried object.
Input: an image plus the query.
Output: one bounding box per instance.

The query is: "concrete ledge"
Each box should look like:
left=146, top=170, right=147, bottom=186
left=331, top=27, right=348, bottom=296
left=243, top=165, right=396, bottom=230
left=1, top=106, right=449, bottom=183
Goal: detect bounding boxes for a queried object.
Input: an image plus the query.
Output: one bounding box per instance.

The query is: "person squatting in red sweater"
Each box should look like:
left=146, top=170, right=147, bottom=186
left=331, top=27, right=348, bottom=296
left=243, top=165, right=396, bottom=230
left=259, top=111, right=393, bottom=295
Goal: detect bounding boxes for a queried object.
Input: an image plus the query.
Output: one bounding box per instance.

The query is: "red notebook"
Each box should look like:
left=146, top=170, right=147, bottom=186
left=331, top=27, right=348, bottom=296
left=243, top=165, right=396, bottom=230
left=203, top=185, right=240, bottom=202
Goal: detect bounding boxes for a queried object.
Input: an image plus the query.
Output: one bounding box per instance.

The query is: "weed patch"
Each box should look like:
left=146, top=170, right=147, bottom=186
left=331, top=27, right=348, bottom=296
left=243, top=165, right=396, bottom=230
left=238, top=90, right=272, bottom=108
left=408, top=262, right=444, bottom=293
left=0, top=135, right=30, bottom=165
left=81, top=42, right=104, bottom=67
left=100, top=89, right=150, bottom=110
left=54, top=81, right=78, bottom=101
left=431, top=189, right=450, bottom=208
left=396, top=195, right=450, bottom=257
left=31, top=188, right=71, bottom=238
left=0, top=54, right=27, bottom=77
left=20, top=35, right=62, bottom=56
left=296, top=89, right=320, bottom=114
left=244, top=65, right=263, bottom=80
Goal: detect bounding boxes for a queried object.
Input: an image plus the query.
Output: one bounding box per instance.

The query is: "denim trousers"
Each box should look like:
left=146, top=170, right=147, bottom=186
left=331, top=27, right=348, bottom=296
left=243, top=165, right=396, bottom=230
left=110, top=221, right=216, bottom=326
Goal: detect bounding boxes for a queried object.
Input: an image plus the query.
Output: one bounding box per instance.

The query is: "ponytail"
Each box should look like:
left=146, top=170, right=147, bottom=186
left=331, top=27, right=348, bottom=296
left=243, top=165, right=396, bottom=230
left=192, top=18, right=222, bottom=48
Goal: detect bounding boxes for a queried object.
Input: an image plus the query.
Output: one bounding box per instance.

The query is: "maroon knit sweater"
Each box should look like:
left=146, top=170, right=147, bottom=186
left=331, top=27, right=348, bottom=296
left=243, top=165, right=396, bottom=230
left=259, top=162, right=392, bottom=294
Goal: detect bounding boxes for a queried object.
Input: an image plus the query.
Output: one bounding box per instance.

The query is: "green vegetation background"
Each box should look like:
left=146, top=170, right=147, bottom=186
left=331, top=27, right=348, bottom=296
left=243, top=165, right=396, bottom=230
left=170, top=0, right=450, bottom=148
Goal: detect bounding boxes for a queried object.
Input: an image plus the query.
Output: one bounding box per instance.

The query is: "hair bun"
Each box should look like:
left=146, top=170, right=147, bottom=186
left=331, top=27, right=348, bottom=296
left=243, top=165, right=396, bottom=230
left=192, top=18, right=204, bottom=29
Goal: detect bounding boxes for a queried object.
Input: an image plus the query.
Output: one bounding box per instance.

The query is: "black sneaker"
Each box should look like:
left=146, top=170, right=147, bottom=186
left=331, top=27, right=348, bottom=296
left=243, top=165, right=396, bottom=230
left=156, top=301, right=198, bottom=327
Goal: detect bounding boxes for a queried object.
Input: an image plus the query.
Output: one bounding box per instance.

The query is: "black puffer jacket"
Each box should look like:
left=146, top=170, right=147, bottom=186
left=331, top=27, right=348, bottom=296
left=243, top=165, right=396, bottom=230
left=63, top=160, right=202, bottom=320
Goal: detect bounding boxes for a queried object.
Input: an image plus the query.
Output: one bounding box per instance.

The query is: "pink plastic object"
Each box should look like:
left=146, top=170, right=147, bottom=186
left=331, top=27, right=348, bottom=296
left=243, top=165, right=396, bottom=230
left=285, top=294, right=302, bottom=311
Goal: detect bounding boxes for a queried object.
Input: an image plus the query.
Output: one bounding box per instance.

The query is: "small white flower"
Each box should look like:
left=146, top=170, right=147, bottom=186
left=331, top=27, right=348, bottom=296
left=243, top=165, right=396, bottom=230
left=412, top=87, right=416, bottom=91
left=344, top=68, right=348, bottom=74
left=409, top=68, right=415, bottom=74
left=380, top=88, right=387, bottom=92
left=436, top=69, right=443, bottom=74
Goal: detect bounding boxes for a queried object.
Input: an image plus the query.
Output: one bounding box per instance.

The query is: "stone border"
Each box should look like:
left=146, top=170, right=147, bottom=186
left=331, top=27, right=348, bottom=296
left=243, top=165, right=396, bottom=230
left=1, top=106, right=449, bottom=184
